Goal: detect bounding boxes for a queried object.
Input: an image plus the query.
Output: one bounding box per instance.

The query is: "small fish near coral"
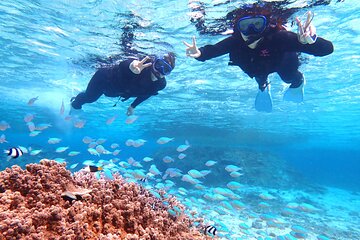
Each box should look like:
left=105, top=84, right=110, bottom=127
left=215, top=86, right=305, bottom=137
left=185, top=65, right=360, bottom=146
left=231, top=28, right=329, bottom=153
left=83, top=165, right=103, bottom=172
left=204, top=225, right=217, bottom=236
left=4, top=147, right=23, bottom=161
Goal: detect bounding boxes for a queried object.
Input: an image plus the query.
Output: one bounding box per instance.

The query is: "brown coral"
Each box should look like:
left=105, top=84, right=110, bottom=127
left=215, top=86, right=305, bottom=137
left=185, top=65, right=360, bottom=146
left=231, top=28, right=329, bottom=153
left=0, top=159, right=206, bottom=240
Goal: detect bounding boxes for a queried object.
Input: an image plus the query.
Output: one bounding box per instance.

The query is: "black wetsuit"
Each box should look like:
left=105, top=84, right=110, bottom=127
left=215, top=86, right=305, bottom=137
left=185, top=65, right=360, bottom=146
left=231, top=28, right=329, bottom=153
left=71, top=59, right=166, bottom=109
left=196, top=30, right=334, bottom=90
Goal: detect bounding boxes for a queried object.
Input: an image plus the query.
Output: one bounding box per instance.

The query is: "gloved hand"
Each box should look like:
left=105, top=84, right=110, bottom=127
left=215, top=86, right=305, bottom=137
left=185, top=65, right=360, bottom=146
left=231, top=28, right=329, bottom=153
left=126, top=106, right=134, bottom=116
left=296, top=11, right=317, bottom=44
left=183, top=36, right=201, bottom=58
left=129, top=56, right=152, bottom=74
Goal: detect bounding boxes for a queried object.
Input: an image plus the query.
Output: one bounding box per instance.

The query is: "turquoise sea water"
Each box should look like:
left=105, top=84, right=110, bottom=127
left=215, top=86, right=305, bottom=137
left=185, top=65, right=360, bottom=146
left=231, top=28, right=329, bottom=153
left=1, top=0, right=359, bottom=239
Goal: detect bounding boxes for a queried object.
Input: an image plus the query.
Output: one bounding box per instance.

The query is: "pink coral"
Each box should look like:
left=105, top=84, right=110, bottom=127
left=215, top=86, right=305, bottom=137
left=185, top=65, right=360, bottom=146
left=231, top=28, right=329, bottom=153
left=0, top=160, right=206, bottom=239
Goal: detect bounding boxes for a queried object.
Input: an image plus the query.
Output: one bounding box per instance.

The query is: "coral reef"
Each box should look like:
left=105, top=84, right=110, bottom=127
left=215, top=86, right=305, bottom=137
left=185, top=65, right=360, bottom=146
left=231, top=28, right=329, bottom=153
left=0, top=160, right=206, bottom=239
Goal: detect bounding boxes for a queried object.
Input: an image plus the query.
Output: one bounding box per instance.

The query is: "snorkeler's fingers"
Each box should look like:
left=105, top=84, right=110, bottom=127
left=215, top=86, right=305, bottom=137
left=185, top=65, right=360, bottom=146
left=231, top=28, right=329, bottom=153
left=140, top=56, right=150, bottom=64
left=142, top=62, right=152, bottom=68
left=304, top=11, right=312, bottom=29
left=192, top=36, right=197, bottom=47
left=183, top=41, right=192, bottom=48
left=296, top=17, right=304, bottom=35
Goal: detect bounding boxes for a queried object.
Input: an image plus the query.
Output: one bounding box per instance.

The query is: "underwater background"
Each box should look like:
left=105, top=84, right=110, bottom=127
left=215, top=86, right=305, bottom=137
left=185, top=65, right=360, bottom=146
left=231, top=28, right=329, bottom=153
left=0, top=0, right=359, bottom=239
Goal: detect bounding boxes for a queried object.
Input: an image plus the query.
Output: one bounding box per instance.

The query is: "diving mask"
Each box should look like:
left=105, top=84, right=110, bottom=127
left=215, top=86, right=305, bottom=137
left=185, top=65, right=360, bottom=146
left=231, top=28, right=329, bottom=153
left=153, top=58, right=173, bottom=76
left=237, top=15, right=267, bottom=36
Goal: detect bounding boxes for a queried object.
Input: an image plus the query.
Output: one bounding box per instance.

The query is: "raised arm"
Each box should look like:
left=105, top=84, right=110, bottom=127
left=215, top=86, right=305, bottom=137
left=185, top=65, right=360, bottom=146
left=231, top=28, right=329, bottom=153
left=184, top=36, right=237, bottom=62
left=276, top=11, right=333, bottom=56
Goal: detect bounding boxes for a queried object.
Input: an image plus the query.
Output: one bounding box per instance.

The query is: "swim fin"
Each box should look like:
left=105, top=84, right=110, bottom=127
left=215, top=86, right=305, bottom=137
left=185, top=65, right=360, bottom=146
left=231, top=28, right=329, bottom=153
left=255, top=85, right=272, bottom=113
left=283, top=82, right=305, bottom=103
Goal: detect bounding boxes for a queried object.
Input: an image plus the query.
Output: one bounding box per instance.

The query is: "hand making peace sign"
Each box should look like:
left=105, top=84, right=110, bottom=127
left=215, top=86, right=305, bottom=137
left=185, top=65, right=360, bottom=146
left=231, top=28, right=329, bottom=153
left=296, top=11, right=317, bottom=44
left=183, top=36, right=201, bottom=58
left=130, top=56, right=152, bottom=74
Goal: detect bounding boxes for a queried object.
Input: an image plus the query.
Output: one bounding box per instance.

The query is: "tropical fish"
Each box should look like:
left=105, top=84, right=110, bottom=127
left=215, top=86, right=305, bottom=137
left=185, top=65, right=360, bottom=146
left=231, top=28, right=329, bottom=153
left=0, top=121, right=10, bottom=131
left=106, top=115, right=118, bottom=125
left=181, top=174, right=201, bottom=185
left=74, top=119, right=86, bottom=128
left=178, top=153, right=186, bottom=159
left=87, top=148, right=100, bottom=156
left=230, top=172, right=243, bottom=178
left=132, top=169, right=147, bottom=179
left=143, top=157, right=153, bottom=162
left=29, top=131, right=41, bottom=137
left=26, top=122, right=35, bottom=132
left=110, top=143, right=119, bottom=149
left=0, top=134, right=8, bottom=143
left=35, top=123, right=52, bottom=131
left=132, top=161, right=143, bottom=168
left=18, top=146, right=28, bottom=154
left=200, top=170, right=211, bottom=177
left=30, top=149, right=42, bottom=156
left=259, top=193, right=276, bottom=200
left=112, top=149, right=121, bottom=156
left=226, top=181, right=244, bottom=190
left=188, top=169, right=204, bottom=179
left=204, top=225, right=217, bottom=236
left=60, top=100, right=65, bottom=115
left=232, top=200, right=246, bottom=210
left=125, top=139, right=134, bottom=147
left=96, top=138, right=107, bottom=145
left=163, top=156, right=175, bottom=163
left=4, top=147, right=23, bottom=160
left=70, top=163, right=79, bottom=169
left=27, top=96, right=39, bottom=106
left=205, top=160, right=217, bottom=167
left=54, top=158, right=66, bottom=164
left=225, top=164, right=242, bottom=172
left=55, top=146, right=69, bottom=153
left=127, top=157, right=136, bottom=165
left=125, top=115, right=138, bottom=124
left=133, top=139, right=146, bottom=147
left=48, top=137, right=62, bottom=144
left=178, top=187, right=188, bottom=195
left=149, top=164, right=161, bottom=176
left=68, top=151, right=80, bottom=157
left=82, top=160, right=95, bottom=166
left=165, top=168, right=182, bottom=178
left=82, top=136, right=94, bottom=144
left=83, top=165, right=103, bottom=172
left=88, top=142, right=97, bottom=148
left=176, top=140, right=190, bottom=152
left=103, top=168, right=114, bottom=180
left=156, top=137, right=174, bottom=144
left=95, top=145, right=106, bottom=154
left=23, top=113, right=34, bottom=123
left=194, top=184, right=206, bottom=190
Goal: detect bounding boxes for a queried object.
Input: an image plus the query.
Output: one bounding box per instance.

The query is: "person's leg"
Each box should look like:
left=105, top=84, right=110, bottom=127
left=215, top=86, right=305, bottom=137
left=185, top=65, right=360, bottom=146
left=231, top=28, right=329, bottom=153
left=277, top=52, right=304, bottom=88
left=278, top=53, right=305, bottom=102
left=71, top=69, right=108, bottom=109
left=255, top=75, right=270, bottom=91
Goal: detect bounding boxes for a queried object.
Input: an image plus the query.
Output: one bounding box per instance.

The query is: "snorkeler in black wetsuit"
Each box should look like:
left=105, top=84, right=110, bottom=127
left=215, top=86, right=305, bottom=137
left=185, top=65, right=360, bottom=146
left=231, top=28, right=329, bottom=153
left=184, top=5, right=334, bottom=112
left=71, top=52, right=175, bottom=116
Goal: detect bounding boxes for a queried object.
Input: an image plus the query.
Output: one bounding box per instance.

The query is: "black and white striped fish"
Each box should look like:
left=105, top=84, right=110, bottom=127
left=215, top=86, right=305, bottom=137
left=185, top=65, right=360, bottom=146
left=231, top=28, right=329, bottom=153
left=204, top=225, right=217, bottom=236
left=4, top=147, right=23, bottom=160
left=138, top=177, right=147, bottom=183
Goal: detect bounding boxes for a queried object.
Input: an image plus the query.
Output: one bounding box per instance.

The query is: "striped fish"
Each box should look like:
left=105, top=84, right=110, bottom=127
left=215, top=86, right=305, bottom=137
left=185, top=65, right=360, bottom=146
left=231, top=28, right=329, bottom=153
left=4, top=147, right=23, bottom=160
left=204, top=225, right=217, bottom=236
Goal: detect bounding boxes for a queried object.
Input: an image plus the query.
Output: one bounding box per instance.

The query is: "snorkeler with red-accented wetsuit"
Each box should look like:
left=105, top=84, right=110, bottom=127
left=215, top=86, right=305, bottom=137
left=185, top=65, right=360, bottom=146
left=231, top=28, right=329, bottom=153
left=184, top=4, right=333, bottom=112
